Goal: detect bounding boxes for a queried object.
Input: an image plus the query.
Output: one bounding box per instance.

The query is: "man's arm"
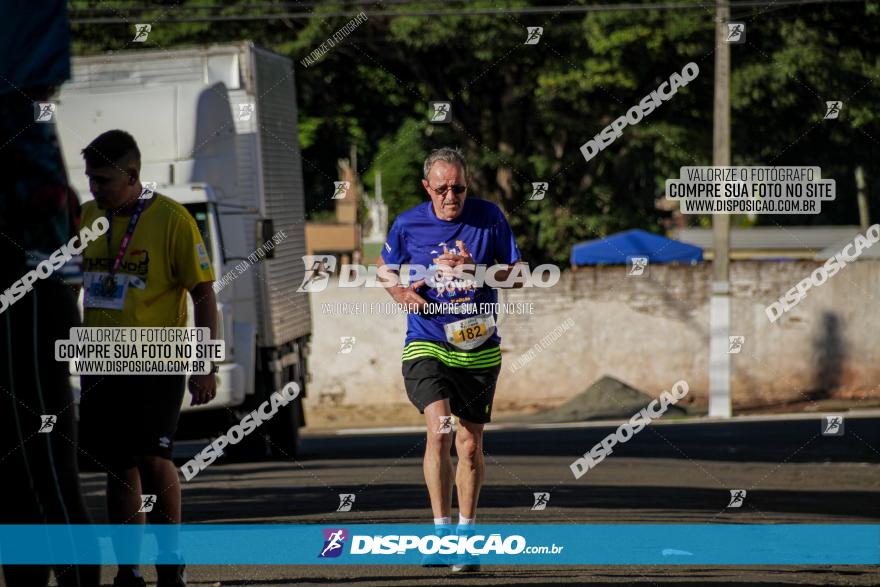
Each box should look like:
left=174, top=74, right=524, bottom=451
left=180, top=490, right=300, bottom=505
left=191, top=281, right=217, bottom=338
left=433, top=245, right=526, bottom=289
left=189, top=281, right=218, bottom=405
left=376, top=255, right=428, bottom=311
left=488, top=260, right=525, bottom=289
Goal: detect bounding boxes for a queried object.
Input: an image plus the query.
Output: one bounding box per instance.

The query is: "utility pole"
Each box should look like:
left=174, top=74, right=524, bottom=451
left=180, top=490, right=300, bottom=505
left=855, top=166, right=870, bottom=230
left=709, top=0, right=732, bottom=418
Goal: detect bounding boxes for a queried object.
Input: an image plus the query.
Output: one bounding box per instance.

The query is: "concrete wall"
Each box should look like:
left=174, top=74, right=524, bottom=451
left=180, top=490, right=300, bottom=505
left=305, top=261, right=880, bottom=411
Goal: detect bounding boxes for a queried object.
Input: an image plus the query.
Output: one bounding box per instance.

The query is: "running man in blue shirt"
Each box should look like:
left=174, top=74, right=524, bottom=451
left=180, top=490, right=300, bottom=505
left=378, top=148, right=523, bottom=571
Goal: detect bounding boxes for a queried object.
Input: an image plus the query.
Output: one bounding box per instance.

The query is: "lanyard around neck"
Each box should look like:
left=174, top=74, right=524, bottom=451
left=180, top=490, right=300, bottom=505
left=106, top=198, right=147, bottom=276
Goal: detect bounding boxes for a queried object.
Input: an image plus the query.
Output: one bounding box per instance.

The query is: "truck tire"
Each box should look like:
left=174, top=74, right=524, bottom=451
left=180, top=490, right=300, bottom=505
left=225, top=406, right=270, bottom=461
left=268, top=394, right=301, bottom=459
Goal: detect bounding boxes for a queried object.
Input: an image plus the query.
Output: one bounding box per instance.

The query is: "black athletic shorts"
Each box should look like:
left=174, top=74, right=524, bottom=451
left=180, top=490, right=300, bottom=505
left=402, top=339, right=502, bottom=424
left=78, top=374, right=186, bottom=470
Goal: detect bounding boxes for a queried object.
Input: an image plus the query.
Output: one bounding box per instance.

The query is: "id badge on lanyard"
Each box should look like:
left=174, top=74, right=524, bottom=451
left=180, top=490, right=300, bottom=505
left=83, top=199, right=146, bottom=310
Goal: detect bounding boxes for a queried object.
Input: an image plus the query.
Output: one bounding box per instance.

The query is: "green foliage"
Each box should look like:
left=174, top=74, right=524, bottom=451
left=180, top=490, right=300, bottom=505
left=68, top=0, right=880, bottom=263
left=361, top=118, right=428, bottom=219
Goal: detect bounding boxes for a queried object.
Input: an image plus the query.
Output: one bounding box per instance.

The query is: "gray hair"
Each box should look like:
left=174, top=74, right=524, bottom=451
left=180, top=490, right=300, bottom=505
left=423, top=147, right=468, bottom=180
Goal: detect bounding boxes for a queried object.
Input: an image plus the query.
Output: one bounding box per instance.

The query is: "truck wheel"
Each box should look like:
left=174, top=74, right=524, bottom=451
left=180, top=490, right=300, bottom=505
left=268, top=395, right=301, bottom=459
left=225, top=408, right=270, bottom=461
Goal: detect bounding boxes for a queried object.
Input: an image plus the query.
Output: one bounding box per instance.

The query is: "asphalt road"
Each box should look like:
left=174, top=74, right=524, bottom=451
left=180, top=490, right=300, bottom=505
left=71, top=415, right=880, bottom=586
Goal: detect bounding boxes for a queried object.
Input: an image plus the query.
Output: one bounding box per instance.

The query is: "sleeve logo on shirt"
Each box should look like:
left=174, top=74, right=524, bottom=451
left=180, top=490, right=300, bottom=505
left=197, top=243, right=210, bottom=270
left=384, top=242, right=391, bottom=253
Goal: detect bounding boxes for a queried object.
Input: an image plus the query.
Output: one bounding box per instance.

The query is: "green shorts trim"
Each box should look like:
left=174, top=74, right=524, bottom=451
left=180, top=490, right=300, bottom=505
left=401, top=340, right=501, bottom=369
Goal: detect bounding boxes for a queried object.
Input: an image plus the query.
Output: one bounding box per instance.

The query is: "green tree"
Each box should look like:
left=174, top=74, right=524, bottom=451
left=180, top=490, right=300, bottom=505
left=68, top=0, right=880, bottom=264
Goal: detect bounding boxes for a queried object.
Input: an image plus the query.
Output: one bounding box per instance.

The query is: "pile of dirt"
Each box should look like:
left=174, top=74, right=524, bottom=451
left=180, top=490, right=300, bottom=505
left=507, top=375, right=687, bottom=423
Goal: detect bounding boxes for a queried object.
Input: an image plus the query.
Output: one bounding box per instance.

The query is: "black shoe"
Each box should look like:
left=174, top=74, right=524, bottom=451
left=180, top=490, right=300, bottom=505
left=112, top=571, right=147, bottom=587
left=156, top=553, right=187, bottom=587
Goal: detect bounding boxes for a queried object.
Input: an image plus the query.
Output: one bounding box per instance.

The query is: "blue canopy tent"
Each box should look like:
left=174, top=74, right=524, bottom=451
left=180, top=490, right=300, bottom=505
left=570, top=229, right=703, bottom=266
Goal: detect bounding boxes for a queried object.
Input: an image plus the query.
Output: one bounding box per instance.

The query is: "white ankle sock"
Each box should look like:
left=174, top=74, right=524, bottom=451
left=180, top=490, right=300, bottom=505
left=434, top=516, right=451, bottom=526
left=458, top=515, right=475, bottom=526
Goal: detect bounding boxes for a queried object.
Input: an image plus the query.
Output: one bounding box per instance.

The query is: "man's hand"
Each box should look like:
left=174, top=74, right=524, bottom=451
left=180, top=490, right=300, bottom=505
left=433, top=240, right=476, bottom=280
left=433, top=240, right=475, bottom=269
left=189, top=373, right=217, bottom=406
left=394, top=279, right=429, bottom=313
left=378, top=256, right=428, bottom=312
left=188, top=281, right=218, bottom=404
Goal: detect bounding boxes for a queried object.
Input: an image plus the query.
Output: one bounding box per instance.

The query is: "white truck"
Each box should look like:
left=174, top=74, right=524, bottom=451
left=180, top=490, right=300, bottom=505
left=56, top=42, right=312, bottom=457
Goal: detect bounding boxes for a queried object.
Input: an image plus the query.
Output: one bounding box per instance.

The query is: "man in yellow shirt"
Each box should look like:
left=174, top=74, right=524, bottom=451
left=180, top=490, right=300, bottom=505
left=77, top=130, right=216, bottom=587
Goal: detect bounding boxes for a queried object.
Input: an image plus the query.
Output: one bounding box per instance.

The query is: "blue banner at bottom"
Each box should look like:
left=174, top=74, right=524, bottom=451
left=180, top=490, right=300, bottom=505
left=0, top=524, right=877, bottom=565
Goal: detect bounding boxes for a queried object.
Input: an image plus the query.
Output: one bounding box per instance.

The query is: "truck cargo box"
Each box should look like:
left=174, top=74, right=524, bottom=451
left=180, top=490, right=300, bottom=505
left=59, top=42, right=311, bottom=348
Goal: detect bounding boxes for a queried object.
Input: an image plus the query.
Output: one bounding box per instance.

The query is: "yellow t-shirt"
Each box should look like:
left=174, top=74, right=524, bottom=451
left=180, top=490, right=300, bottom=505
left=81, top=194, right=215, bottom=327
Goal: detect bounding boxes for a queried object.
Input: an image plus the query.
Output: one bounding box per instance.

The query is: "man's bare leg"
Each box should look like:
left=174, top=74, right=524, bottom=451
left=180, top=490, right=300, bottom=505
left=139, top=456, right=181, bottom=550
left=454, top=419, right=484, bottom=520
left=422, top=399, right=454, bottom=519
left=140, top=456, right=184, bottom=582
left=106, top=466, right=144, bottom=577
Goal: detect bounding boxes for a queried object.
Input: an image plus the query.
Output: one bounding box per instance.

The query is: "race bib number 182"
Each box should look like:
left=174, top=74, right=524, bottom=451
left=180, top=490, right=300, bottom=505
left=444, top=314, right=495, bottom=350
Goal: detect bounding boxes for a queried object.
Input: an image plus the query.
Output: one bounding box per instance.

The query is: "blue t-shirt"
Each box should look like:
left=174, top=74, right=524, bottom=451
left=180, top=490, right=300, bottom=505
left=381, top=198, right=521, bottom=346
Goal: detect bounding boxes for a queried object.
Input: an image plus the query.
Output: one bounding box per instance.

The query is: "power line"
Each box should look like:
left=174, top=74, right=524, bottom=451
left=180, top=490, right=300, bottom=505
left=69, top=0, right=412, bottom=12
left=69, top=0, right=866, bottom=24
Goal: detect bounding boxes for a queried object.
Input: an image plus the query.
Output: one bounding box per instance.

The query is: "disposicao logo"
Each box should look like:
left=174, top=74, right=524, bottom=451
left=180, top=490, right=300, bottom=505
left=319, top=528, right=348, bottom=558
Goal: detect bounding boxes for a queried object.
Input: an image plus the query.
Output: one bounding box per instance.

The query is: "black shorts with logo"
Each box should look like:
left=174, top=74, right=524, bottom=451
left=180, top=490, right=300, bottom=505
left=402, top=340, right=502, bottom=424
left=78, top=374, right=186, bottom=470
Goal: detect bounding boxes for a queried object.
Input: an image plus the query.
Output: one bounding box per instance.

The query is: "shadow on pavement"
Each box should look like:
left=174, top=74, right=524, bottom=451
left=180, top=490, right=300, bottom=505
left=159, top=483, right=880, bottom=523
left=292, top=419, right=880, bottom=464
left=179, top=564, right=880, bottom=586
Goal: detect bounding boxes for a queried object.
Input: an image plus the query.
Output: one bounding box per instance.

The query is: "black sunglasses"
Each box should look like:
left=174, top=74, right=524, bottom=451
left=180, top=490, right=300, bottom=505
left=429, top=184, right=467, bottom=196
